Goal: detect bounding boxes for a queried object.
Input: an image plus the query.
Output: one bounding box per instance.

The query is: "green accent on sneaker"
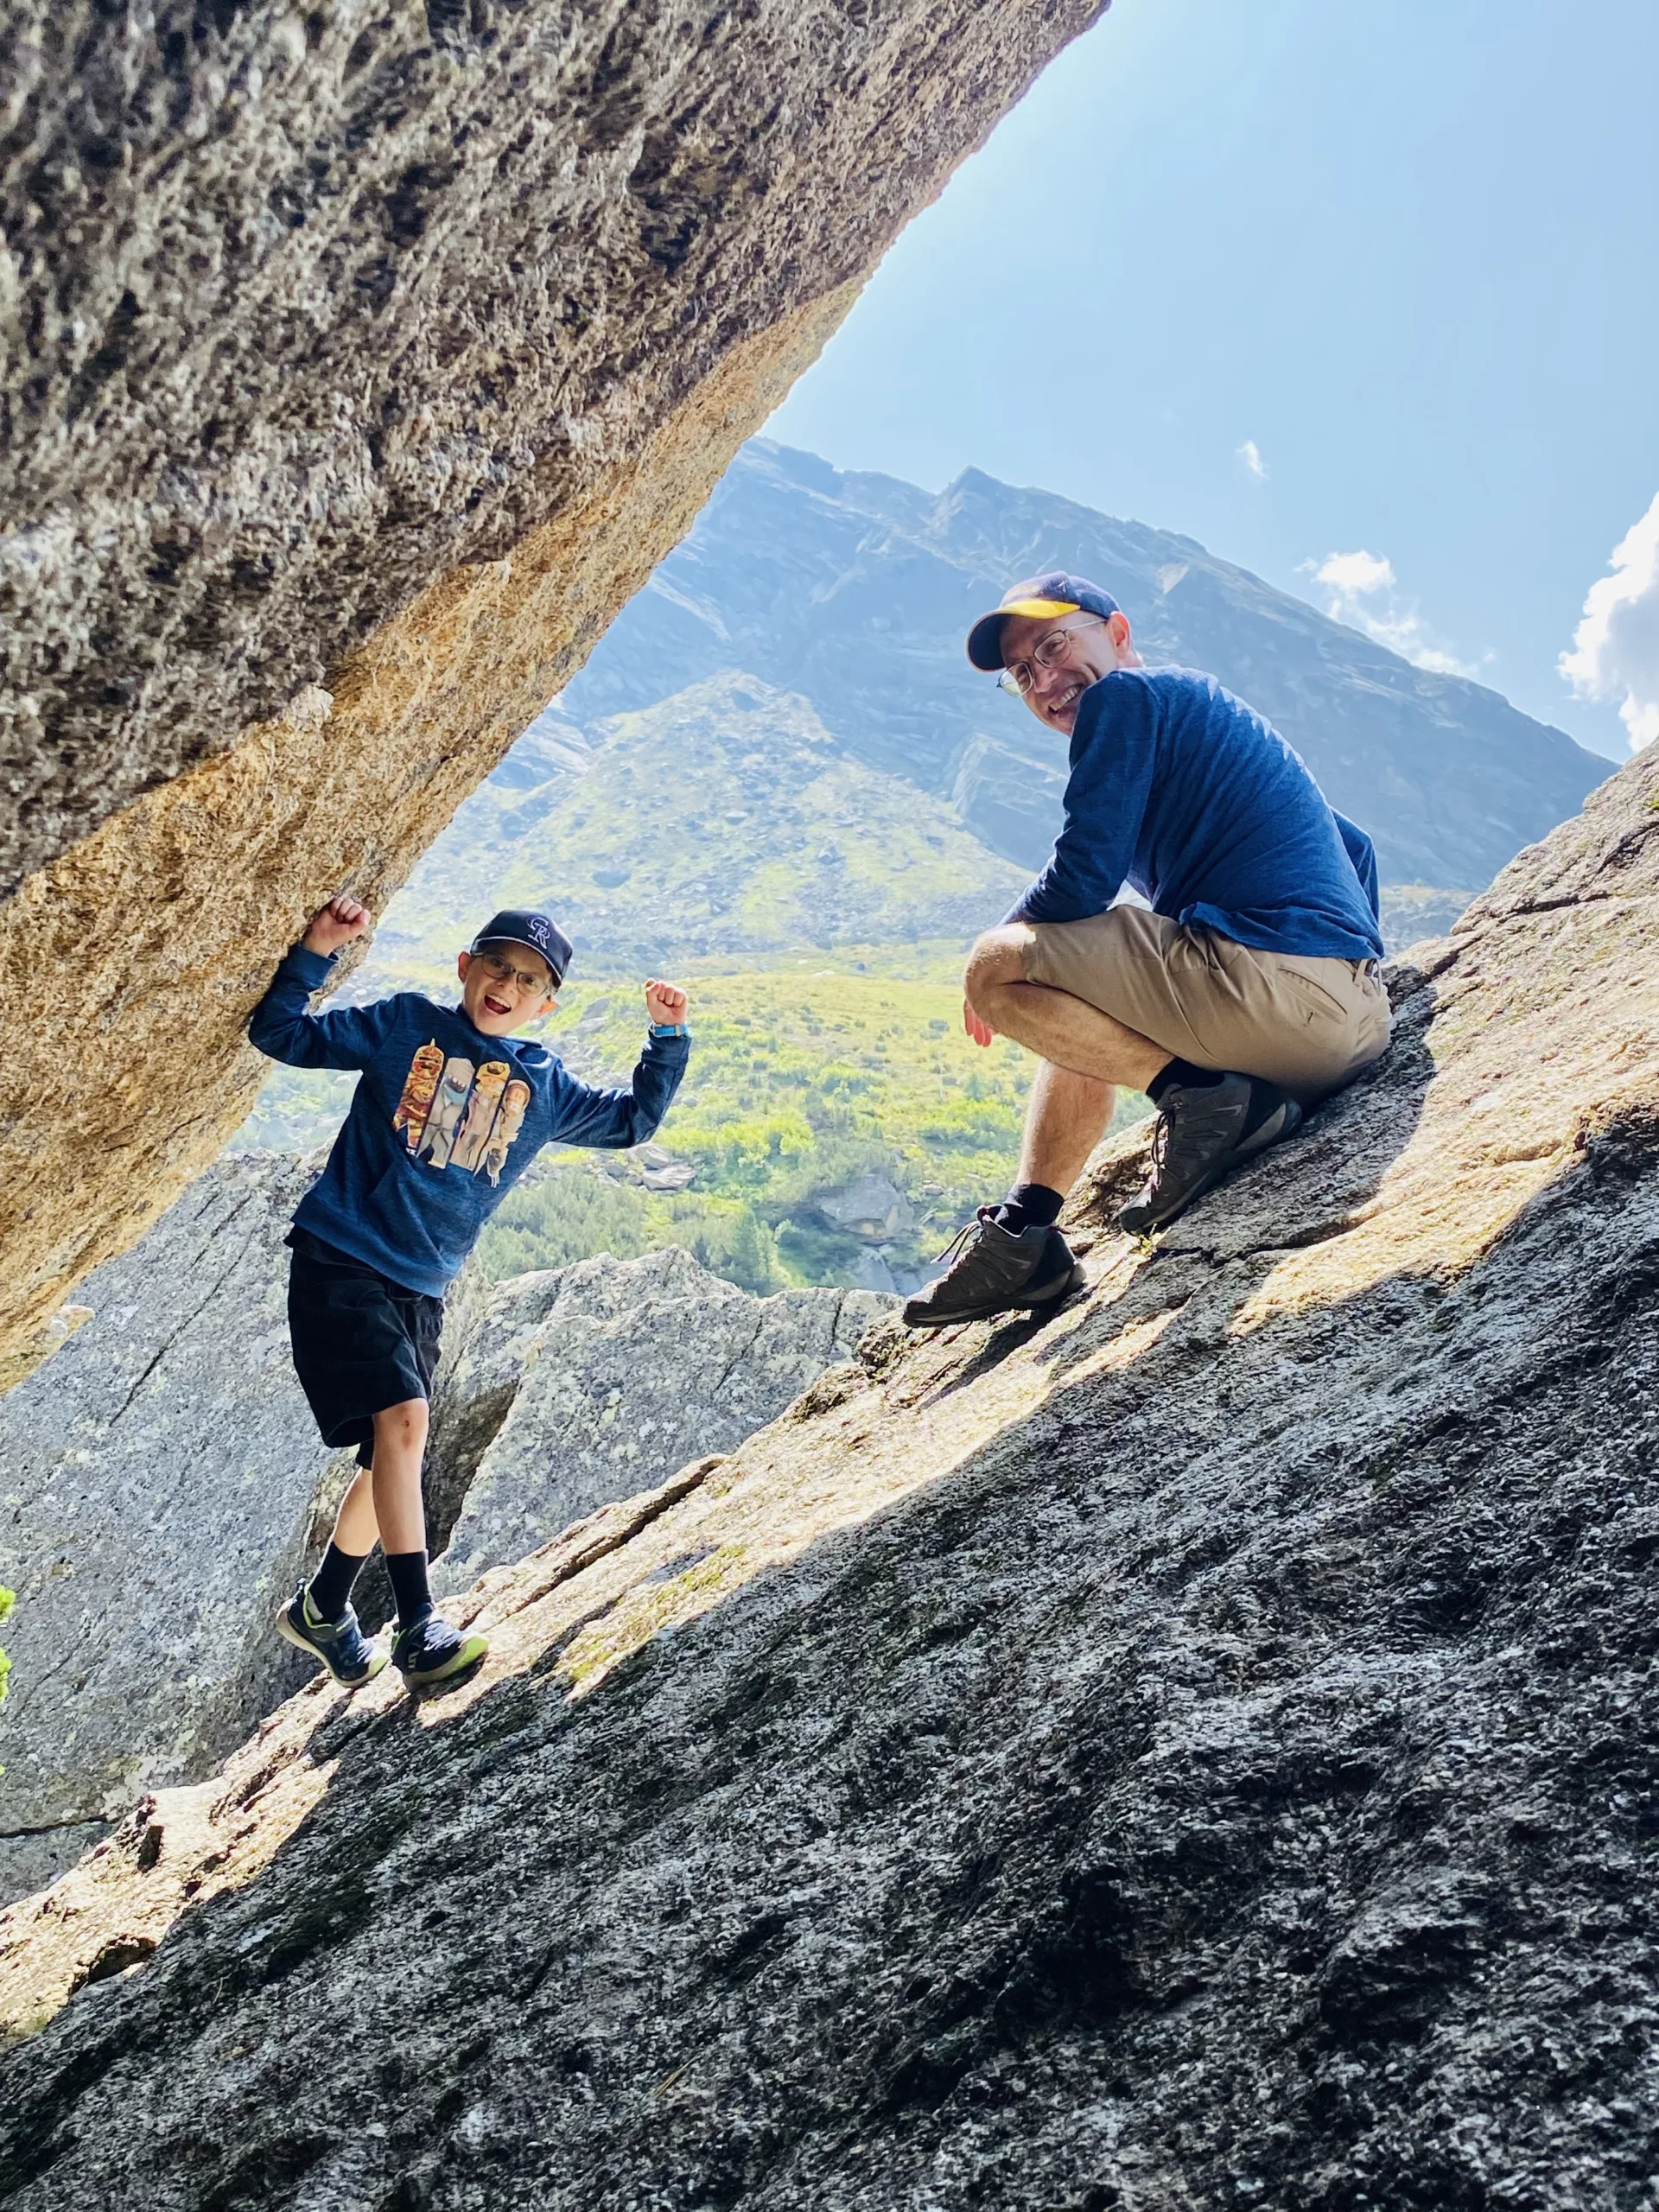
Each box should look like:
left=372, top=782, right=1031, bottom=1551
left=274, top=1583, right=389, bottom=1688
left=391, top=1616, right=489, bottom=1688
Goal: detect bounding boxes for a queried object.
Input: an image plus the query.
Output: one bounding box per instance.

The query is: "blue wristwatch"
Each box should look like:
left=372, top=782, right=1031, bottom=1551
left=648, top=1021, right=688, bottom=1038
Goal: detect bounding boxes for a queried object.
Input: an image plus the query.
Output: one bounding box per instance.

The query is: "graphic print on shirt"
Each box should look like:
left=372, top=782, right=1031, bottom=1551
left=395, top=1041, right=527, bottom=1179
left=449, top=1062, right=510, bottom=1173
left=481, top=1079, right=531, bottom=1186
left=392, top=1041, right=446, bottom=1143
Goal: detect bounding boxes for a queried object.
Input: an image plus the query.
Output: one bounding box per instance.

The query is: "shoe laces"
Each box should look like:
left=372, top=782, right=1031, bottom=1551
left=932, top=1205, right=996, bottom=1268
left=1149, top=1110, right=1172, bottom=1182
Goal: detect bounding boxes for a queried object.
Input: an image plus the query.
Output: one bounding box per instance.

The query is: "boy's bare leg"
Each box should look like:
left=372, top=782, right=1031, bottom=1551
left=1017, top=1061, right=1119, bottom=1201
left=370, top=1397, right=429, bottom=1557
left=329, top=1464, right=380, bottom=1557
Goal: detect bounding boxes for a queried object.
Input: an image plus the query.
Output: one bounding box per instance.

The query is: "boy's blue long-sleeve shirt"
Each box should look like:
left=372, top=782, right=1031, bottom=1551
left=1006, top=666, right=1385, bottom=963
left=249, top=946, right=690, bottom=1295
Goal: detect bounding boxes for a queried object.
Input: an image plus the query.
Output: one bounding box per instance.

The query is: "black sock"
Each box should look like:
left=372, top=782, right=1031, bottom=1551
left=993, top=1181, right=1065, bottom=1233
left=307, top=1542, right=368, bottom=1624
left=385, top=1550, right=433, bottom=1631
left=1147, top=1058, right=1225, bottom=1105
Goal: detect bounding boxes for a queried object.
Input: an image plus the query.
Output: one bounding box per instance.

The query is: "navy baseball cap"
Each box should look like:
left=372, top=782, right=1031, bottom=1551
left=468, top=908, right=572, bottom=987
left=966, top=570, right=1122, bottom=671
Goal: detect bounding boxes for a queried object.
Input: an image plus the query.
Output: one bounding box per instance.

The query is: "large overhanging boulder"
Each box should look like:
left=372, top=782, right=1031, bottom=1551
left=0, top=0, right=1105, bottom=1387
left=0, top=739, right=1653, bottom=2204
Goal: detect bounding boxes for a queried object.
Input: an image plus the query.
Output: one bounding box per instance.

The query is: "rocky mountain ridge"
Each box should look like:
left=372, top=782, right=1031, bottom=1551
left=559, top=439, right=1605, bottom=892
left=3, top=734, right=1656, bottom=2206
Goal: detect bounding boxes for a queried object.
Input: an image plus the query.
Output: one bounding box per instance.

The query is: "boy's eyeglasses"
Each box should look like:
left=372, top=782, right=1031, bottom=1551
left=476, top=951, right=556, bottom=995
left=997, top=614, right=1106, bottom=696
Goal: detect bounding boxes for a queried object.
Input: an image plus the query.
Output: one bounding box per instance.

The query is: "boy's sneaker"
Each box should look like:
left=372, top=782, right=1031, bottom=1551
left=391, top=1608, right=489, bottom=1691
left=276, top=1583, right=389, bottom=1688
left=902, top=1213, right=1084, bottom=1329
left=1117, top=1072, right=1302, bottom=1236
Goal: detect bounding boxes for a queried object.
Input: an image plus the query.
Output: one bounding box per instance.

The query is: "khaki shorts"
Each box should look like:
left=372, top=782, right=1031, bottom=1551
left=1022, top=906, right=1392, bottom=1100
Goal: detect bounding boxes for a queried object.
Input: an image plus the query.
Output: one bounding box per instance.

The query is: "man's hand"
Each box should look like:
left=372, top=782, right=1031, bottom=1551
left=645, top=978, right=689, bottom=1027
left=302, top=894, right=372, bottom=958
left=963, top=995, right=995, bottom=1048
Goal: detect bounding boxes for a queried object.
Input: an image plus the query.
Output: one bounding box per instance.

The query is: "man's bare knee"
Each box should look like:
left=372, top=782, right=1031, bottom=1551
left=964, top=924, right=1033, bottom=1001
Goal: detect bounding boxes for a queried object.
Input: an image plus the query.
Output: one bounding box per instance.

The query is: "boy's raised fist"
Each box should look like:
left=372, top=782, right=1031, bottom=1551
left=645, top=978, right=689, bottom=1027
left=302, top=894, right=372, bottom=958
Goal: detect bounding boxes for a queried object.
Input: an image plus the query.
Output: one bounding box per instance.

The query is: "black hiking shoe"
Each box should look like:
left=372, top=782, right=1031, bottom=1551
left=391, top=1608, right=489, bottom=1692
left=902, top=1211, right=1084, bottom=1330
left=276, top=1583, right=389, bottom=1688
left=1117, top=1071, right=1303, bottom=1236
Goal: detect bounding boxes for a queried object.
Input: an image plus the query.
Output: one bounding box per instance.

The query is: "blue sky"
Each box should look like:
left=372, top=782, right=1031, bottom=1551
left=766, top=0, right=1659, bottom=760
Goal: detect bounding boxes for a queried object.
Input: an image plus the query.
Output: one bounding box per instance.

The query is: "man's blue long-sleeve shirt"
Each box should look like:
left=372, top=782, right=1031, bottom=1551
left=249, top=946, right=690, bottom=1294
left=1007, top=666, right=1384, bottom=963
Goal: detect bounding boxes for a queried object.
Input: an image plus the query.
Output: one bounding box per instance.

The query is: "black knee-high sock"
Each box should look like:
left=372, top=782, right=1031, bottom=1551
left=385, top=1550, right=433, bottom=1630
left=993, top=1181, right=1065, bottom=1234
left=307, top=1542, right=368, bottom=1624
left=1147, top=1058, right=1225, bottom=1105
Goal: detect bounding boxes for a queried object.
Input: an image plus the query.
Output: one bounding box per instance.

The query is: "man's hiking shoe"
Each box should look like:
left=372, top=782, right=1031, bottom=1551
left=903, top=1212, right=1084, bottom=1330
left=276, top=1584, right=389, bottom=1688
left=391, top=1609, right=488, bottom=1691
left=1118, top=1071, right=1303, bottom=1237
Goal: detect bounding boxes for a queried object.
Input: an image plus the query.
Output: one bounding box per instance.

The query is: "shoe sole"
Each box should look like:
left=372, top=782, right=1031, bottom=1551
left=1118, top=1098, right=1305, bottom=1236
left=274, top=1605, right=390, bottom=1688
left=903, top=1257, right=1086, bottom=1332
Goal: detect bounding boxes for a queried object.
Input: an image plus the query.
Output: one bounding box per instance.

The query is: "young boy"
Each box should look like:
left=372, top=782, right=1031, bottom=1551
left=249, top=895, right=690, bottom=1691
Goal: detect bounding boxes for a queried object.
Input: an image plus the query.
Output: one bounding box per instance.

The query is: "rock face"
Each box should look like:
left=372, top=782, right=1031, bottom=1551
left=3, top=746, right=1656, bottom=2202
left=0, top=1154, right=355, bottom=1904
left=427, top=1249, right=891, bottom=1596
left=0, top=1160, right=887, bottom=1905
left=813, top=1174, right=916, bottom=1243
left=0, top=1, right=1103, bottom=1388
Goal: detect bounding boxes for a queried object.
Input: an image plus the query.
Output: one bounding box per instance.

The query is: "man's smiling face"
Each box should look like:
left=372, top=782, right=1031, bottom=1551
left=1000, top=608, right=1135, bottom=737
left=457, top=944, right=558, bottom=1036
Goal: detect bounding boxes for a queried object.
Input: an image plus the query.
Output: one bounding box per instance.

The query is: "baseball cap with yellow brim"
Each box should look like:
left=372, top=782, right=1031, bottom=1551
left=965, top=570, right=1122, bottom=672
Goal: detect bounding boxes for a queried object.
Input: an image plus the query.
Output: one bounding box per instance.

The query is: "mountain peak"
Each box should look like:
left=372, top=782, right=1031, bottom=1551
left=561, top=439, right=1602, bottom=890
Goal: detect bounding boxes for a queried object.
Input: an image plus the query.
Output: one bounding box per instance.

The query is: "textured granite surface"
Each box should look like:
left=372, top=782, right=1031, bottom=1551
left=3, top=745, right=1656, bottom=2205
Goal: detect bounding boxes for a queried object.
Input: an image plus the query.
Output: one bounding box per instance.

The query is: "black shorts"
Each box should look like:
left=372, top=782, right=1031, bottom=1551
left=285, top=1230, right=446, bottom=1469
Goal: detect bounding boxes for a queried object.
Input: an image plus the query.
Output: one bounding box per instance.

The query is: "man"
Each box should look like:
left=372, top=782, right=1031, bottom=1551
left=904, top=571, right=1390, bottom=1330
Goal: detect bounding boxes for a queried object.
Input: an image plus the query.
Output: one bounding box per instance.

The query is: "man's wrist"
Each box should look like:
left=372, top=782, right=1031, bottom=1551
left=648, top=1020, right=688, bottom=1038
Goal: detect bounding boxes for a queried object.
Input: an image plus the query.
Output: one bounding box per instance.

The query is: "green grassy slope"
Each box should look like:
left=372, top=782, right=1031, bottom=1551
left=362, top=673, right=1028, bottom=983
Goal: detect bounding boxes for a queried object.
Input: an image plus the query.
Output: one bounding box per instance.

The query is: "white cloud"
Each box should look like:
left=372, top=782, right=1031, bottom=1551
left=1236, top=438, right=1267, bottom=480
left=1560, top=491, right=1659, bottom=753
left=1303, top=548, right=1478, bottom=678
left=1315, top=549, right=1393, bottom=597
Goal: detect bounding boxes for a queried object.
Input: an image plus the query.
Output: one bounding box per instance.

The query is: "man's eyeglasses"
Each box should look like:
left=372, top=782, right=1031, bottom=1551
left=476, top=950, right=556, bottom=995
left=996, top=614, right=1106, bottom=696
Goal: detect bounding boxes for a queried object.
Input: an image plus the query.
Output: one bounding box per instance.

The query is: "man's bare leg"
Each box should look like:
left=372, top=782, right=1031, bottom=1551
left=902, top=931, right=1158, bottom=1328
left=964, top=925, right=1171, bottom=1091
left=1017, top=1061, right=1119, bottom=1204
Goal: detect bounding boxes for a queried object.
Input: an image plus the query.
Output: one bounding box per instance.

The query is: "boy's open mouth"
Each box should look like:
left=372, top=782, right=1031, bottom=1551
left=482, top=994, right=512, bottom=1018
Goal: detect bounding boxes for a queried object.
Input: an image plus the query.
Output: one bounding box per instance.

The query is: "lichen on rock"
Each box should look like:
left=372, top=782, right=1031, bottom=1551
left=1, top=734, right=1655, bottom=2208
